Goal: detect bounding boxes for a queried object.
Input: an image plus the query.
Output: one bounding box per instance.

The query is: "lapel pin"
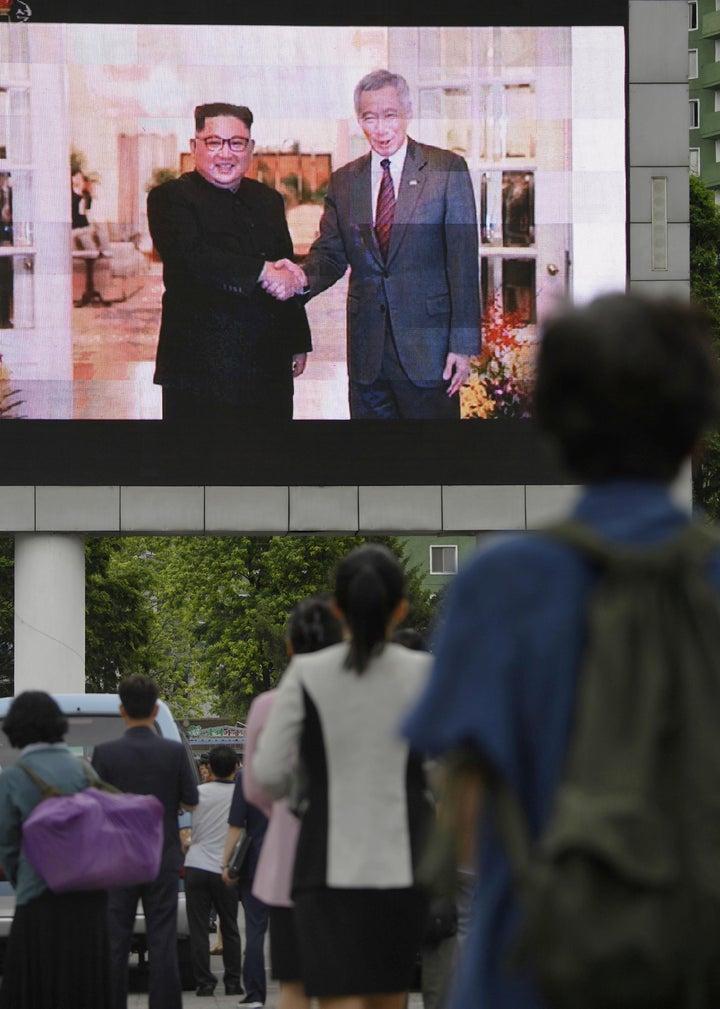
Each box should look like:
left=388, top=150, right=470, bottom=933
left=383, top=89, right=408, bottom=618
left=409, top=179, right=418, bottom=186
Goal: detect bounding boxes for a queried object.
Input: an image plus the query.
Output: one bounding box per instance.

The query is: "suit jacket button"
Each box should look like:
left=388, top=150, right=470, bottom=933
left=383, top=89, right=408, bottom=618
left=380, top=303, right=386, bottom=314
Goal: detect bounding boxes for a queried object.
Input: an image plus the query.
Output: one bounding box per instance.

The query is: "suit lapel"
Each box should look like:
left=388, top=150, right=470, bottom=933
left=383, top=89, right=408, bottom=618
left=350, top=155, right=379, bottom=259
left=387, top=139, right=427, bottom=263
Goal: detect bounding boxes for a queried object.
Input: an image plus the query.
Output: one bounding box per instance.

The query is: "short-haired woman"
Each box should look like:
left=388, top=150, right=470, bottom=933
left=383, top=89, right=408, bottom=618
left=0, top=690, right=110, bottom=1009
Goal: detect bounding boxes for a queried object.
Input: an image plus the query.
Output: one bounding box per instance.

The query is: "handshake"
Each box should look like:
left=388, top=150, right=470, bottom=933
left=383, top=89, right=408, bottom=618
left=260, top=258, right=308, bottom=301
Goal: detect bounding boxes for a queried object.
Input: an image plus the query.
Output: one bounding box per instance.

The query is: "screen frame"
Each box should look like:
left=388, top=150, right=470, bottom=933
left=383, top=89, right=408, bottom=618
left=2, top=0, right=629, bottom=490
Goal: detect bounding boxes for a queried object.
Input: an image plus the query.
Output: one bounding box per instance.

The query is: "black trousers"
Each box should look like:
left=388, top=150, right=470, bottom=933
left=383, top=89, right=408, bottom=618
left=185, top=866, right=242, bottom=990
left=161, top=372, right=293, bottom=424
left=106, top=870, right=181, bottom=1009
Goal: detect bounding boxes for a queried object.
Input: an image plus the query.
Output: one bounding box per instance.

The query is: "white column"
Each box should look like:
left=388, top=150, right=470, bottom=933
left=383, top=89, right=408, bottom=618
left=14, top=534, right=85, bottom=694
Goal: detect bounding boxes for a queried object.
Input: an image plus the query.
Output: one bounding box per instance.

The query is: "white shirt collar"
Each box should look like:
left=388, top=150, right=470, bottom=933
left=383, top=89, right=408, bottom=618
left=370, top=138, right=408, bottom=174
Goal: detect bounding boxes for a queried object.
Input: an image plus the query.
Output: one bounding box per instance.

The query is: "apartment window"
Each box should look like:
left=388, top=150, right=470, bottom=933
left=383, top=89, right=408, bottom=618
left=690, top=49, right=699, bottom=78
left=690, top=148, right=701, bottom=175
left=429, top=545, right=458, bottom=576
left=689, top=1, right=698, bottom=30
left=690, top=99, right=700, bottom=128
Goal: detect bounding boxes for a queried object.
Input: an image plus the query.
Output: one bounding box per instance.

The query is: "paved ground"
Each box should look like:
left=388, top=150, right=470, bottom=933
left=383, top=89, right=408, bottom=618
left=126, top=950, right=425, bottom=1008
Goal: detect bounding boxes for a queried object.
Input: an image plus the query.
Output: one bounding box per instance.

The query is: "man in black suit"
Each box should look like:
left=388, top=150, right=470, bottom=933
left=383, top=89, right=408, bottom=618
left=147, top=102, right=312, bottom=423
left=92, top=675, right=199, bottom=1009
left=263, top=70, right=480, bottom=419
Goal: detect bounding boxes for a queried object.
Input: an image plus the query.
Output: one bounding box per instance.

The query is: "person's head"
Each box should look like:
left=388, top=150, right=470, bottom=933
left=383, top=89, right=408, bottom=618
left=354, top=70, right=411, bottom=159
left=286, top=594, right=344, bottom=656
left=208, top=744, right=238, bottom=780
left=118, top=674, right=159, bottom=721
left=534, top=293, right=720, bottom=484
left=192, top=102, right=255, bottom=191
left=198, top=753, right=212, bottom=781
left=71, top=170, right=87, bottom=193
left=334, top=544, right=408, bottom=674
left=3, top=691, right=68, bottom=749
left=392, top=627, right=428, bottom=652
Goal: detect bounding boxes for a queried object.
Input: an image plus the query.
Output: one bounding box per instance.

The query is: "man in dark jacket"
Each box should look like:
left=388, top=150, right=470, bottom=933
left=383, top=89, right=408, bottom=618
left=92, top=675, right=199, bottom=1009
left=147, top=102, right=311, bottom=423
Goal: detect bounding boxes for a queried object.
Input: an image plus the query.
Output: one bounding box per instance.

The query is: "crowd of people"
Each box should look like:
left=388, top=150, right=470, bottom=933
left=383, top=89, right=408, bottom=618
left=0, top=286, right=719, bottom=1009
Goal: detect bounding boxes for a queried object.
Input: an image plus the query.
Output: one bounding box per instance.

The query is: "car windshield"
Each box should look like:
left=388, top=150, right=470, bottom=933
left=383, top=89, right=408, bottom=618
left=0, top=713, right=159, bottom=767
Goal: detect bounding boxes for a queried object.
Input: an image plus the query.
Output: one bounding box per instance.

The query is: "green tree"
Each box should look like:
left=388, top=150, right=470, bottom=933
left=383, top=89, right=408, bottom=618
left=690, top=175, right=720, bottom=517
left=85, top=538, right=159, bottom=694
left=132, top=535, right=433, bottom=720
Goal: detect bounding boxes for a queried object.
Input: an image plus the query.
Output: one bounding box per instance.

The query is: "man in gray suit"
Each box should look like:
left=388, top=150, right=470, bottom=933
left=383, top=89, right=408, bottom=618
left=263, top=69, right=481, bottom=419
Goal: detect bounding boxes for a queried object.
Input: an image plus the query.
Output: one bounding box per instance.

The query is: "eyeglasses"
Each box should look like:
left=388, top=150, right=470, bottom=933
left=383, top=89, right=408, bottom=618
left=196, top=135, right=252, bottom=153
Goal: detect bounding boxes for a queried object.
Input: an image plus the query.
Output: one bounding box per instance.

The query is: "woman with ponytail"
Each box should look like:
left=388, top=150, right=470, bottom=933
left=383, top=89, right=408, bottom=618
left=254, top=545, right=432, bottom=1009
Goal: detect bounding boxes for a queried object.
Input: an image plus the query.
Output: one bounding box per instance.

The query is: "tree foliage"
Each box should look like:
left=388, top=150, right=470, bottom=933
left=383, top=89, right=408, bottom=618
left=690, top=175, right=720, bottom=517
left=129, top=535, right=432, bottom=720
left=0, top=534, right=434, bottom=713
left=84, top=538, right=159, bottom=695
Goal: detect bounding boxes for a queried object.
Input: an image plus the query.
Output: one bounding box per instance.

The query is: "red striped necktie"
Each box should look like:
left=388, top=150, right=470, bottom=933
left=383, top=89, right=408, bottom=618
left=375, top=158, right=395, bottom=261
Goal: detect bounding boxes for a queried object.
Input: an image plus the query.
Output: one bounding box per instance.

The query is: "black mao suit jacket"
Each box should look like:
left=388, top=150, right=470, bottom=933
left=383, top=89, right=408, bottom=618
left=302, top=138, right=480, bottom=389
left=148, top=171, right=312, bottom=418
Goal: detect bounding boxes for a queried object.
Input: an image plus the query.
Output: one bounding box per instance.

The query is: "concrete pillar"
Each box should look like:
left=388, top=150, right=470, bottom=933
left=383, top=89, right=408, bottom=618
left=14, top=533, right=85, bottom=694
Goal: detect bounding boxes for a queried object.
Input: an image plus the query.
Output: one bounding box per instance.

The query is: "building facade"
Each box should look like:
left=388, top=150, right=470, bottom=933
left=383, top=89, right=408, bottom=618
left=689, top=0, right=720, bottom=194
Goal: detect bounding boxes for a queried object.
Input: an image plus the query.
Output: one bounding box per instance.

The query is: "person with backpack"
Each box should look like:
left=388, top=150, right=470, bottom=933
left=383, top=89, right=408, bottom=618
left=402, top=293, right=720, bottom=1009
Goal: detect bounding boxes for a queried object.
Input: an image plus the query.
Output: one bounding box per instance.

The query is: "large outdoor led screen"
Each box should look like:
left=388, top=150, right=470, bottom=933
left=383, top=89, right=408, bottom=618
left=0, top=1, right=629, bottom=485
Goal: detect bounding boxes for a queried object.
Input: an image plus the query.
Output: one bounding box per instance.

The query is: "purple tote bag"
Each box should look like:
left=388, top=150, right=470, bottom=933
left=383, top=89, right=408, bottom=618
left=19, top=764, right=164, bottom=893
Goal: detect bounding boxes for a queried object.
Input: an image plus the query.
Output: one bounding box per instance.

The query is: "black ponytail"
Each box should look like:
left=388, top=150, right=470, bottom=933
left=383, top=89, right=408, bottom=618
left=334, top=545, right=405, bottom=673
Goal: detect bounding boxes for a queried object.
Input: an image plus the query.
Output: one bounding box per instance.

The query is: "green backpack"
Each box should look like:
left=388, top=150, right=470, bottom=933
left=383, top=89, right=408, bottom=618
left=493, top=519, right=720, bottom=1009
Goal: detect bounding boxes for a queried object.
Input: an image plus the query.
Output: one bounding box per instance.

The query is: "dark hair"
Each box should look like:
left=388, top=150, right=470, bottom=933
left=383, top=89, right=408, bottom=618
left=3, top=691, right=68, bottom=748
left=118, top=675, right=158, bottom=719
left=287, top=594, right=343, bottom=655
left=194, top=103, right=253, bottom=133
left=392, top=627, right=427, bottom=652
left=334, top=545, right=405, bottom=674
left=208, top=744, right=238, bottom=779
left=534, top=293, right=720, bottom=483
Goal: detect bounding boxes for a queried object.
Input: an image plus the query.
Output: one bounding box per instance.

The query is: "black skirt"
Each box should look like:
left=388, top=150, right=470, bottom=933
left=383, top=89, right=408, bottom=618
left=269, top=906, right=303, bottom=981
left=293, top=886, right=427, bottom=997
left=0, top=888, right=110, bottom=1009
